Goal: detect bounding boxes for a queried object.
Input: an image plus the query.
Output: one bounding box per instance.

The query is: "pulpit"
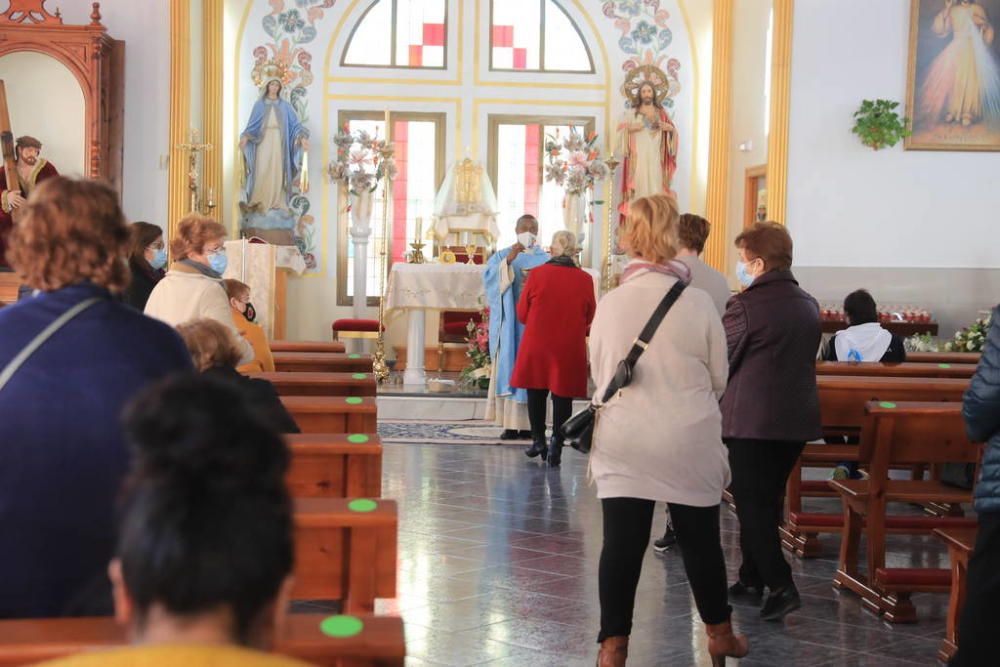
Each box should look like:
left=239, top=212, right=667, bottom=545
left=223, top=240, right=306, bottom=340
left=432, top=158, right=499, bottom=251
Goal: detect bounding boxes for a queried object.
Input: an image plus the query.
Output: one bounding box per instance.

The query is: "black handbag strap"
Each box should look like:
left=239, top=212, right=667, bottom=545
left=599, top=280, right=686, bottom=404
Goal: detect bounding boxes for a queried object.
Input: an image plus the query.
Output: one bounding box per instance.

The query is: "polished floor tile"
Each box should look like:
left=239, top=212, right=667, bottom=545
left=379, top=443, right=944, bottom=666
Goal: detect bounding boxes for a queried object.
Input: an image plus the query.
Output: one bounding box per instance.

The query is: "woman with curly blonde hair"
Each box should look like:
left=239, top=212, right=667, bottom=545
left=0, top=176, right=192, bottom=618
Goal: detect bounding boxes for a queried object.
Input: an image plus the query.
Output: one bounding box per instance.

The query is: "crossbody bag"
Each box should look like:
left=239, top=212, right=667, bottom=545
left=561, top=280, right=687, bottom=454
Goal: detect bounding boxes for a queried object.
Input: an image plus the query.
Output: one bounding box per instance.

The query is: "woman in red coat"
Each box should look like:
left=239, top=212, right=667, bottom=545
left=512, top=230, right=596, bottom=467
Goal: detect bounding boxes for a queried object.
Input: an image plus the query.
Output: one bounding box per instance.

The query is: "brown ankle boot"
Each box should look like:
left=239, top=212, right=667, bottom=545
left=706, top=620, right=749, bottom=666
left=596, top=635, right=628, bottom=667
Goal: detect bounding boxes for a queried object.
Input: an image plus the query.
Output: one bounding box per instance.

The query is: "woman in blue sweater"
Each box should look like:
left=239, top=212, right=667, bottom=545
left=0, top=177, right=192, bottom=618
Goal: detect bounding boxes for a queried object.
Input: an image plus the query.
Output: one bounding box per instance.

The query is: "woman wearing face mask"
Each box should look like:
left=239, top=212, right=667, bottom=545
left=720, top=221, right=821, bottom=622
left=145, top=214, right=254, bottom=365
left=122, top=222, right=167, bottom=311
left=223, top=278, right=275, bottom=373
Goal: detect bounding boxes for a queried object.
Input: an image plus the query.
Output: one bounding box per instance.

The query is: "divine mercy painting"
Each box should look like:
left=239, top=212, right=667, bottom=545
left=907, top=0, right=1000, bottom=150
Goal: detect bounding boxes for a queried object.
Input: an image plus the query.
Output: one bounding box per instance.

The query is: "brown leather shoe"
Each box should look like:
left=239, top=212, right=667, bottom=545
left=706, top=620, right=749, bottom=666
left=596, top=635, right=628, bottom=667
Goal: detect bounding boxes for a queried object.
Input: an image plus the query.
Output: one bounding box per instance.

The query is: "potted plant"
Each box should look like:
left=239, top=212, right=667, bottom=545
left=852, top=99, right=911, bottom=150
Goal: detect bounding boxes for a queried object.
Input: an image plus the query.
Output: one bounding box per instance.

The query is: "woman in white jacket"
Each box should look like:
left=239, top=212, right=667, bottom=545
left=145, top=214, right=253, bottom=364
left=590, top=194, right=747, bottom=667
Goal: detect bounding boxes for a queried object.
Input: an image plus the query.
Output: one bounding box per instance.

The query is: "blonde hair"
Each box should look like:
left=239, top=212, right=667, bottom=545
left=170, top=214, right=226, bottom=260
left=176, top=318, right=243, bottom=372
left=549, top=230, right=578, bottom=258
left=620, top=194, right=679, bottom=264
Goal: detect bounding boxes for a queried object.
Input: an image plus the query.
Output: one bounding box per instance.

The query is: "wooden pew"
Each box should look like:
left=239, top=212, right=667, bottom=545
left=0, top=613, right=405, bottom=666
left=830, top=402, right=980, bottom=623
left=287, top=434, right=383, bottom=498
left=294, top=498, right=397, bottom=613
left=272, top=340, right=347, bottom=354
left=274, top=352, right=373, bottom=374
left=908, top=351, right=980, bottom=365
left=815, top=361, right=976, bottom=380
left=262, top=372, right=378, bottom=397
left=281, top=396, right=377, bottom=434
left=783, top=376, right=970, bottom=558
left=934, top=526, right=977, bottom=662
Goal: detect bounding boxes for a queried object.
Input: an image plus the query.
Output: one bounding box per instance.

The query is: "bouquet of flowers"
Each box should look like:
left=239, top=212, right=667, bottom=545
left=327, top=125, right=397, bottom=195
left=904, top=333, right=940, bottom=353
left=945, top=313, right=992, bottom=352
left=460, top=307, right=491, bottom=391
left=543, top=129, right=610, bottom=196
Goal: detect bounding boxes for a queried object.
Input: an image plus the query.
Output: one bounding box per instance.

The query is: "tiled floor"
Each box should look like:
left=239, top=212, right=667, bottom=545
left=376, top=443, right=947, bottom=666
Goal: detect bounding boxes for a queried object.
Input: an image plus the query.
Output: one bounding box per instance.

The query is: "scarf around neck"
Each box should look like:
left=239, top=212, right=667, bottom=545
left=178, top=258, right=222, bottom=279
left=620, top=259, right=691, bottom=285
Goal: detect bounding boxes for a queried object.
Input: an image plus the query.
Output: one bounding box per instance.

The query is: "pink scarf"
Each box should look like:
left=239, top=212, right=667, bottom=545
left=620, top=260, right=691, bottom=285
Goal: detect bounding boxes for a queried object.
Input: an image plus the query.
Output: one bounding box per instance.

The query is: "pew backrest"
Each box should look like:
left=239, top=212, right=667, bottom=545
left=907, top=352, right=980, bottom=365
left=860, top=401, right=981, bottom=470
left=280, top=396, right=378, bottom=434
left=261, top=371, right=378, bottom=397
left=286, top=434, right=383, bottom=498
left=273, top=352, right=374, bottom=374
left=271, top=340, right=347, bottom=354
left=818, top=376, right=969, bottom=431
left=816, top=362, right=976, bottom=380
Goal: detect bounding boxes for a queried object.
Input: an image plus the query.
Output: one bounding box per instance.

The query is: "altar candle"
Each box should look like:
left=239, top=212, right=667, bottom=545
left=415, top=216, right=423, bottom=241
left=384, top=109, right=391, bottom=138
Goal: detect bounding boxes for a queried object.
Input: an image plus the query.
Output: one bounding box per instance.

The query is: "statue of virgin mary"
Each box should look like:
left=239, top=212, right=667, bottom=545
left=240, top=78, right=309, bottom=217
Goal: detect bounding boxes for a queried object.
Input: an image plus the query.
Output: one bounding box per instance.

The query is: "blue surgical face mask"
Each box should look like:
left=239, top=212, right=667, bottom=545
left=208, top=251, right=228, bottom=276
left=150, top=248, right=167, bottom=270
left=736, top=261, right=755, bottom=288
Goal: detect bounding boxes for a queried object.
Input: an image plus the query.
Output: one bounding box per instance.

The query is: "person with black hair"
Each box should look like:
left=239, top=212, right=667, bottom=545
left=36, top=374, right=311, bottom=667
left=821, top=289, right=906, bottom=480
left=821, top=289, right=906, bottom=363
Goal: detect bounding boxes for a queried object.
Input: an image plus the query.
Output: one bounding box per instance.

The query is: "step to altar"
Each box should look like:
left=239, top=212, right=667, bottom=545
left=393, top=345, right=468, bottom=373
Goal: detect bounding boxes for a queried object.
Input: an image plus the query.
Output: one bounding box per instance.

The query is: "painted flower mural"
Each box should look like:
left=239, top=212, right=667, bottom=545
left=249, top=0, right=336, bottom=271
left=602, top=0, right=682, bottom=108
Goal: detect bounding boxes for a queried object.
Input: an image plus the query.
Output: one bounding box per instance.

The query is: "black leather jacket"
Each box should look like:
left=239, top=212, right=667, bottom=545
left=963, top=306, right=1000, bottom=513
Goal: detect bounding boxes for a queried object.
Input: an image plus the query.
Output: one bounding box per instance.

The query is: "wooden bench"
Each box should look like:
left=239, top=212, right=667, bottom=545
left=274, top=352, right=374, bottom=374
left=830, top=402, right=980, bottom=622
left=287, top=434, right=383, bottom=498
left=281, top=396, right=377, bottom=434
left=271, top=340, right=347, bottom=354
left=0, top=613, right=405, bottom=666
left=262, top=372, right=378, bottom=397
left=294, top=498, right=397, bottom=613
left=782, top=376, right=970, bottom=557
left=908, top=351, right=980, bottom=365
left=815, top=361, right=976, bottom=380
left=934, top=526, right=977, bottom=662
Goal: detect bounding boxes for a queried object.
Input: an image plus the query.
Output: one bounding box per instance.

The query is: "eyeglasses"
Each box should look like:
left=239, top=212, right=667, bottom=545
left=147, top=242, right=164, bottom=250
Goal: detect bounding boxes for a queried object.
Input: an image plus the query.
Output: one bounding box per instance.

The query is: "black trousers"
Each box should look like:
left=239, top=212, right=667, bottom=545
left=598, top=498, right=731, bottom=640
left=726, top=438, right=804, bottom=590
left=526, top=388, right=572, bottom=442
left=950, top=511, right=1000, bottom=667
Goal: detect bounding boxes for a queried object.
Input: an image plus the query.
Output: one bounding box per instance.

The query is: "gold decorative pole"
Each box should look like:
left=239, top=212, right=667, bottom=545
left=201, top=0, right=223, bottom=221
left=177, top=129, right=213, bottom=215
left=602, top=157, right=620, bottom=293
left=767, top=0, right=795, bottom=225
left=704, top=0, right=734, bottom=271
left=372, top=142, right=395, bottom=384
left=168, top=0, right=191, bottom=244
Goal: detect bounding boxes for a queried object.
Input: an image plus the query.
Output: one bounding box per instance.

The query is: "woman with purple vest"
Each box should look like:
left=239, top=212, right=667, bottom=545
left=720, top=222, right=821, bottom=622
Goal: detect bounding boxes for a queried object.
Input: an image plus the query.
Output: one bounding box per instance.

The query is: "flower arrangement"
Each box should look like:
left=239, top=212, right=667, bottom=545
left=460, top=307, right=491, bottom=391
left=904, top=333, right=940, bottom=353
left=327, top=126, right=397, bottom=195
left=945, top=313, right=992, bottom=352
left=852, top=99, right=912, bottom=151
left=544, top=129, right=610, bottom=196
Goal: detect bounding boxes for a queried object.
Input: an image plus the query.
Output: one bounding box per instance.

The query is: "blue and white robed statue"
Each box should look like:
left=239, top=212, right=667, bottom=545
left=239, top=75, right=309, bottom=244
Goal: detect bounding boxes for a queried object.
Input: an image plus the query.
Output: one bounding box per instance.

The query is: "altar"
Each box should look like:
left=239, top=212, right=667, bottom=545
left=386, top=261, right=601, bottom=387
left=223, top=240, right=306, bottom=340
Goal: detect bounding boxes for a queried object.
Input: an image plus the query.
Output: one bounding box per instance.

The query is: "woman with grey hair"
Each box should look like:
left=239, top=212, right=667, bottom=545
left=511, top=230, right=596, bottom=467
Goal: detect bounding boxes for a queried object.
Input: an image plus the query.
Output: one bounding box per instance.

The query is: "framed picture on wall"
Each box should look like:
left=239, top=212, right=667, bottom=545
left=905, top=0, right=1000, bottom=151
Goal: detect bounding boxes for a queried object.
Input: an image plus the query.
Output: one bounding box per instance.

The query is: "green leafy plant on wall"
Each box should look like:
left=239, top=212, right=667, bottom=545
left=852, top=99, right=912, bottom=150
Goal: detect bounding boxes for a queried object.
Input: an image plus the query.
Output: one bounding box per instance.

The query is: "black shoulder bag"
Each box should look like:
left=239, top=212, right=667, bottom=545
left=561, top=280, right=686, bottom=454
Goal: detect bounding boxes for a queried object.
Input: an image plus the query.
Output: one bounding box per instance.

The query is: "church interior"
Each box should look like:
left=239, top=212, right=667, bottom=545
left=1, top=0, right=1000, bottom=665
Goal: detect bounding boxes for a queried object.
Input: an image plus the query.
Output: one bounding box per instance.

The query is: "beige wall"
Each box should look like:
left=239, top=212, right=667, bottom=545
left=724, top=0, right=772, bottom=276
left=0, top=52, right=86, bottom=177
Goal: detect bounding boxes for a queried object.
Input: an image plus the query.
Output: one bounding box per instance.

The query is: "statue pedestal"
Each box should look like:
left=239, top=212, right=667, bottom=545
left=349, top=191, right=374, bottom=323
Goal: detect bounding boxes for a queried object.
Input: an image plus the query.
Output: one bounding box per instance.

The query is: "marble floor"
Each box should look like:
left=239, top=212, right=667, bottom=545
left=374, top=442, right=949, bottom=666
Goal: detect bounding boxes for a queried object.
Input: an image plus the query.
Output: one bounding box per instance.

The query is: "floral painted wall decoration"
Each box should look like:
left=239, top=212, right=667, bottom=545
left=602, top=0, right=682, bottom=109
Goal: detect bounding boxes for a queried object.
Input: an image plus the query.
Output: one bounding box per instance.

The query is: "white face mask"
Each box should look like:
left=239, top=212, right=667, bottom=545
left=517, top=232, right=537, bottom=248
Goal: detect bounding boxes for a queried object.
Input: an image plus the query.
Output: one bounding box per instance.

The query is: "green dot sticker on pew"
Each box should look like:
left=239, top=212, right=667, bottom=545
left=348, top=499, right=378, bottom=513
left=352, top=373, right=368, bottom=380
left=347, top=434, right=370, bottom=444
left=938, top=363, right=952, bottom=369
left=348, top=353, right=362, bottom=359
left=319, top=615, right=364, bottom=638
left=345, top=396, right=363, bottom=405
left=879, top=401, right=897, bottom=409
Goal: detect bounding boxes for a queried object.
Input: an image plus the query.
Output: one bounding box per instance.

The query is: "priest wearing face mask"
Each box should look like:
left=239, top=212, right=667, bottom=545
left=483, top=214, right=551, bottom=440
left=223, top=278, right=275, bottom=374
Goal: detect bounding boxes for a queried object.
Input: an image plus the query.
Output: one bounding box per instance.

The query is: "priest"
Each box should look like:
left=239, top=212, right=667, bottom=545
left=0, top=136, right=58, bottom=268
left=484, top=214, right=550, bottom=440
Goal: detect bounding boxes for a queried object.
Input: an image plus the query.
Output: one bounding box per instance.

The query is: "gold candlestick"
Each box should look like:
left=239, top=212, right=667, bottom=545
left=464, top=243, right=478, bottom=265
left=409, top=241, right=426, bottom=264
left=372, top=142, right=395, bottom=384
left=602, top=157, right=621, bottom=293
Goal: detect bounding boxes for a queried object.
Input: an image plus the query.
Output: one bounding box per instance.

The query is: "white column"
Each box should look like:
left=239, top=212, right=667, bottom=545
left=403, top=309, right=426, bottom=386
left=350, top=226, right=370, bottom=321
